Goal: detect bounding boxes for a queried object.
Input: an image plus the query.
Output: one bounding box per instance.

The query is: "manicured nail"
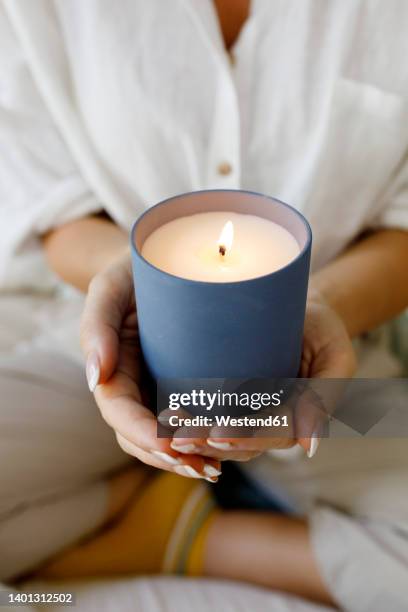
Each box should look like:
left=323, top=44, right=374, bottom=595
left=170, top=443, right=198, bottom=454
left=307, top=436, right=320, bottom=458
left=207, top=440, right=232, bottom=451
left=174, top=465, right=203, bottom=479
left=86, top=351, right=100, bottom=392
left=151, top=450, right=181, bottom=465
left=203, top=464, right=222, bottom=478
left=205, top=477, right=218, bottom=484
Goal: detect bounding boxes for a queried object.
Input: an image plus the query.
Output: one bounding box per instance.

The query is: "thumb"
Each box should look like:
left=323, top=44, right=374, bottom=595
left=80, top=256, right=133, bottom=389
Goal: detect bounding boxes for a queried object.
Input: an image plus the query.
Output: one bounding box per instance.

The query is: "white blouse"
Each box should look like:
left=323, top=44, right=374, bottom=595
left=1, top=0, right=408, bottom=290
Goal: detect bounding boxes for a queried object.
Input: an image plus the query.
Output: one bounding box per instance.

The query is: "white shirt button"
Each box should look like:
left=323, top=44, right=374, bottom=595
left=217, top=161, right=233, bottom=176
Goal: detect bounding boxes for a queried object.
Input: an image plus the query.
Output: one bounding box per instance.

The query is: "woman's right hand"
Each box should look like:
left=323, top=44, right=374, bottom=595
left=80, top=253, right=221, bottom=482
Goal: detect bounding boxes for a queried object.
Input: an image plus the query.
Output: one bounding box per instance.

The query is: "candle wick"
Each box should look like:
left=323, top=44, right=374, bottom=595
left=219, top=245, right=226, bottom=257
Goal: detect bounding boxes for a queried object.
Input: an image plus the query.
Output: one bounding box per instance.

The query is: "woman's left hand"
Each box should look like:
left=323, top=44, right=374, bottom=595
left=170, top=289, right=357, bottom=460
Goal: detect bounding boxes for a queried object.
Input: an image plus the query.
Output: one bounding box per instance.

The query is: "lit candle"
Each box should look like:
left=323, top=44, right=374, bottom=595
left=131, top=190, right=312, bottom=380
left=141, top=212, right=300, bottom=282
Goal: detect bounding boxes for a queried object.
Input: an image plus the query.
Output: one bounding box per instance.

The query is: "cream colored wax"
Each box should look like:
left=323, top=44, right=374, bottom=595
left=141, top=211, right=300, bottom=282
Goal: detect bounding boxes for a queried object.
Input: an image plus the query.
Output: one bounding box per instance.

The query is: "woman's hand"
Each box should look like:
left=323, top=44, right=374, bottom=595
left=81, top=251, right=356, bottom=472
left=80, top=254, right=221, bottom=482
left=171, top=288, right=357, bottom=460
left=300, top=288, right=357, bottom=379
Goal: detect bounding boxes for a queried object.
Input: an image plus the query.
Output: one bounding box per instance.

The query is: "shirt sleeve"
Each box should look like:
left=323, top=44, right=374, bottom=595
left=368, top=154, right=408, bottom=231
left=0, top=8, right=102, bottom=290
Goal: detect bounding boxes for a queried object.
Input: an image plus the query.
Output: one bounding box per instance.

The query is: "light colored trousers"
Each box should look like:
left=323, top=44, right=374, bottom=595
left=1, top=294, right=408, bottom=611
left=0, top=293, right=130, bottom=581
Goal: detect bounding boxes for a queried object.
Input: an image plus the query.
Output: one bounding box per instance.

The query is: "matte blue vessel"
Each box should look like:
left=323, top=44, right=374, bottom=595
left=131, top=190, right=312, bottom=380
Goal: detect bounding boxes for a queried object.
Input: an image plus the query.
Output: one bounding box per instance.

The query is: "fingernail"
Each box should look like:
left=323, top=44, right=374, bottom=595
left=205, top=477, right=218, bottom=484
left=86, top=351, right=100, bottom=392
left=151, top=450, right=181, bottom=465
left=174, top=465, right=204, bottom=479
left=170, top=443, right=198, bottom=454
left=307, top=436, right=320, bottom=459
left=203, top=464, right=222, bottom=478
left=207, top=440, right=232, bottom=451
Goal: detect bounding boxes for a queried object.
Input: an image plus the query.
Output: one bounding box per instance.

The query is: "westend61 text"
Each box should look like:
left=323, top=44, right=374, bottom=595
left=167, top=414, right=289, bottom=428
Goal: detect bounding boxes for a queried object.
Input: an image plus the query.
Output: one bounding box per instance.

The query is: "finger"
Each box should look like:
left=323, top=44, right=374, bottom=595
left=170, top=437, right=208, bottom=454
left=95, top=372, right=172, bottom=456
left=116, top=433, right=221, bottom=480
left=203, top=404, right=295, bottom=454
left=96, top=373, right=222, bottom=479
left=80, top=257, right=133, bottom=384
left=295, top=389, right=327, bottom=454
left=206, top=436, right=295, bottom=454
left=171, top=440, right=259, bottom=463
left=308, top=322, right=357, bottom=379
left=170, top=418, right=211, bottom=454
left=296, top=381, right=349, bottom=456
left=311, top=349, right=356, bottom=379
left=200, top=449, right=262, bottom=462
left=115, top=433, right=178, bottom=470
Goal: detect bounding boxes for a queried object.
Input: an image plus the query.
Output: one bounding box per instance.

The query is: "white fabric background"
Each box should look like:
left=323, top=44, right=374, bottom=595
left=17, top=578, right=334, bottom=612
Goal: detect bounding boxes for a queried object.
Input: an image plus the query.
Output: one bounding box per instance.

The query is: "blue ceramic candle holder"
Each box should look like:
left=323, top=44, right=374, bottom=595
left=131, top=190, right=312, bottom=380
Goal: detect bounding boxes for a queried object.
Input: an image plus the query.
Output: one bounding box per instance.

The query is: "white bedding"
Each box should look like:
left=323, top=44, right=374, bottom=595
left=16, top=578, right=334, bottom=612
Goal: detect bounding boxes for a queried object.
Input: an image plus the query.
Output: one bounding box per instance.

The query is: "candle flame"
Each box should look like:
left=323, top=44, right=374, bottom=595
left=218, top=220, right=234, bottom=257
